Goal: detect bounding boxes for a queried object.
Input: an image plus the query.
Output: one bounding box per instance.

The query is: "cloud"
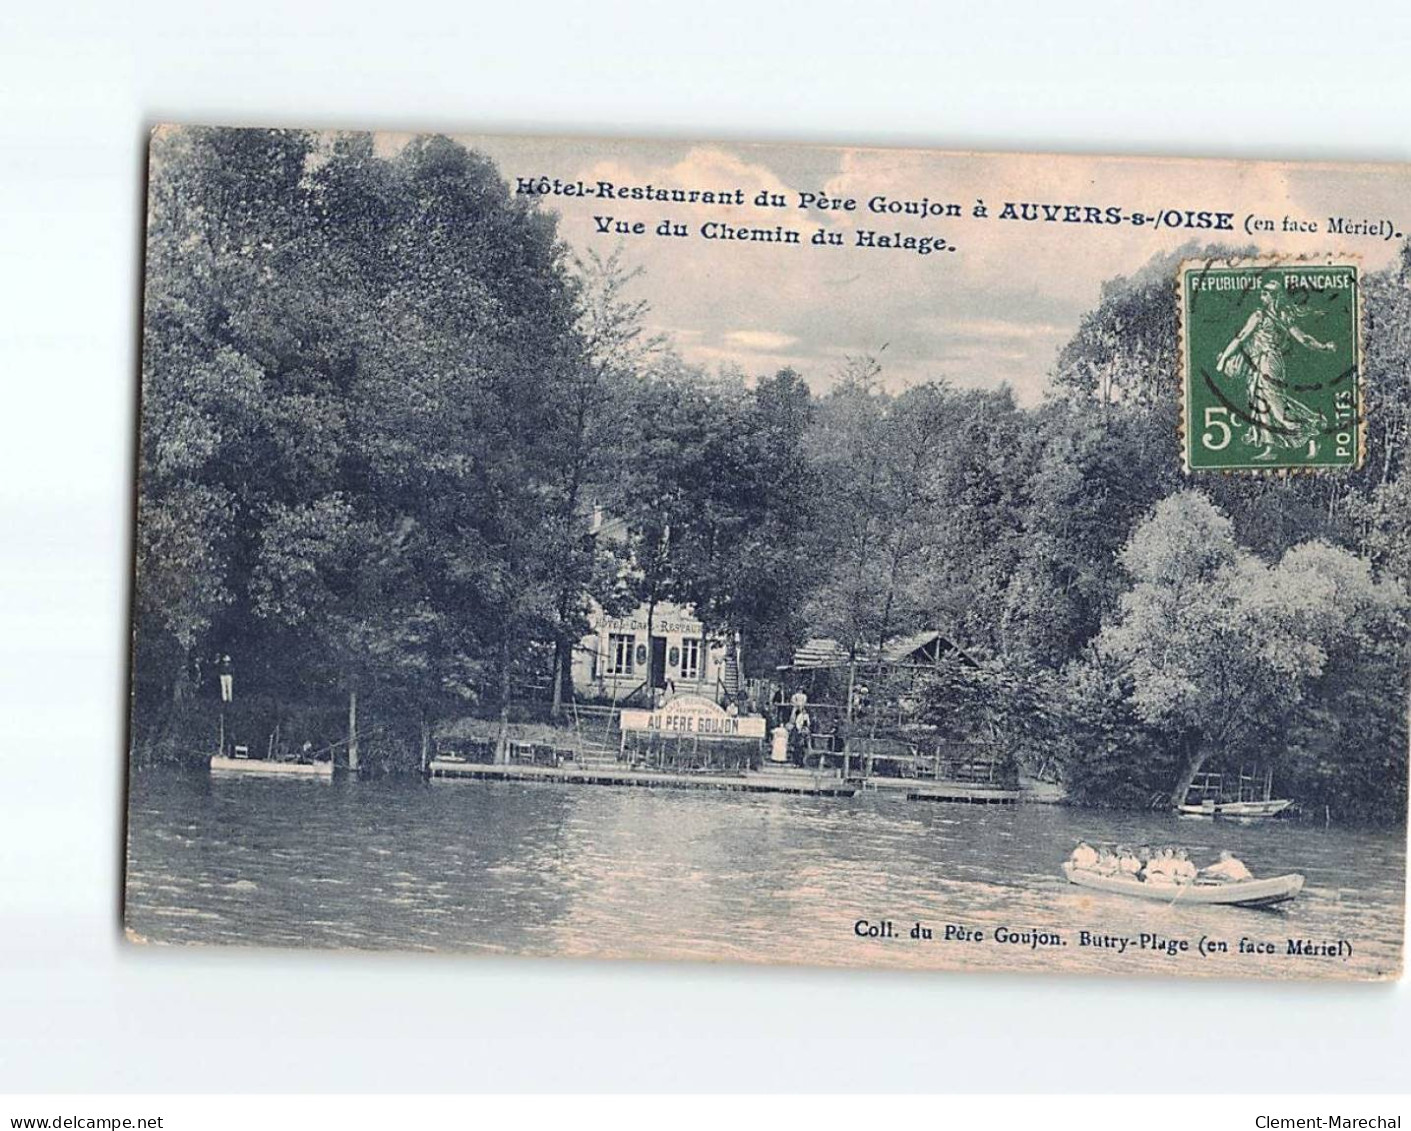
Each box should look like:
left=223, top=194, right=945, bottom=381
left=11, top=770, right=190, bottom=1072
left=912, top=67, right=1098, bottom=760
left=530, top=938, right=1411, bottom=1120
left=918, top=316, right=1069, bottom=342
left=650, top=325, right=703, bottom=342
left=723, top=330, right=799, bottom=351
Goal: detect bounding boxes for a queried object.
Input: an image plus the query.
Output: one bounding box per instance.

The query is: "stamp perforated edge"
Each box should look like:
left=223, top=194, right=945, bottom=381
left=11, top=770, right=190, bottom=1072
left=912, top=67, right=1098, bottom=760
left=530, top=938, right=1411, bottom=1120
left=1176, top=254, right=1367, bottom=476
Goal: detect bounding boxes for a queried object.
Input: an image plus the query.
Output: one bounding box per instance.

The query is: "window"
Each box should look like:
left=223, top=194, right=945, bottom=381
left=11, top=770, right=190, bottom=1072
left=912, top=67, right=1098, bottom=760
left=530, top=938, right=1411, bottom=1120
left=607, top=633, right=636, bottom=676
left=679, top=637, right=702, bottom=681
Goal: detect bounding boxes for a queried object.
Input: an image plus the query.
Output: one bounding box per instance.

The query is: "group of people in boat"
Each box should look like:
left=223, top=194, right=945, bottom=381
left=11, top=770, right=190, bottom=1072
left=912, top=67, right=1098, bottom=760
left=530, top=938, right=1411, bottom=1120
left=1068, top=841, right=1254, bottom=885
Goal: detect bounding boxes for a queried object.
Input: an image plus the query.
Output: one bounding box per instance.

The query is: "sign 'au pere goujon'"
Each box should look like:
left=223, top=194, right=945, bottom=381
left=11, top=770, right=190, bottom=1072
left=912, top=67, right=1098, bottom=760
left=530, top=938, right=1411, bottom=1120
left=619, top=695, right=768, bottom=739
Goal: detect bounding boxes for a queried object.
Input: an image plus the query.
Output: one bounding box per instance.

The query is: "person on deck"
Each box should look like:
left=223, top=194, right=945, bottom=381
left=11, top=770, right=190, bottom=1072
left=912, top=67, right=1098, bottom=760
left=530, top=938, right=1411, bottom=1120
left=789, top=689, right=808, bottom=721
left=851, top=683, right=870, bottom=720
left=1200, top=850, right=1254, bottom=883
left=791, top=709, right=812, bottom=766
left=1116, top=846, right=1143, bottom=879
left=1069, top=841, right=1100, bottom=871
left=1171, top=849, right=1198, bottom=884
left=769, top=723, right=791, bottom=764
left=829, top=716, right=847, bottom=754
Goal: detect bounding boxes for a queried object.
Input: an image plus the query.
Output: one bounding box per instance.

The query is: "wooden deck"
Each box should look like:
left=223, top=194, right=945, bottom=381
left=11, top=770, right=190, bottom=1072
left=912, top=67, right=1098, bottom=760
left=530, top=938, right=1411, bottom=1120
left=903, top=786, right=1020, bottom=804
left=861, top=776, right=1019, bottom=804
left=427, top=758, right=1030, bottom=802
left=428, top=759, right=858, bottom=797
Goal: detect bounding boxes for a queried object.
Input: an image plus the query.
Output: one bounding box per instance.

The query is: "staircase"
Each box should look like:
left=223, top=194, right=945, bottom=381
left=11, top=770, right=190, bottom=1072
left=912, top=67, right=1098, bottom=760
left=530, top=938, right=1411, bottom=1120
left=568, top=701, right=623, bottom=768
left=573, top=744, right=621, bottom=770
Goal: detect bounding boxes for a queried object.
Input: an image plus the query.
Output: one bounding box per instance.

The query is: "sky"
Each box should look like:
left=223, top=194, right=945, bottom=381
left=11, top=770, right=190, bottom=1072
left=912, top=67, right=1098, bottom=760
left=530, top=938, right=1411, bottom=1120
left=391, top=132, right=1411, bottom=406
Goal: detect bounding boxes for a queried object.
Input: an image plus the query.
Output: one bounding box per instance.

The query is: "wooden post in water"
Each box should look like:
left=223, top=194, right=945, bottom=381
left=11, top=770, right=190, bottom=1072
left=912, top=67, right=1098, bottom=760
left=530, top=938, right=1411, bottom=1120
left=845, top=655, right=857, bottom=727
left=348, top=688, right=359, bottom=773
left=496, top=636, right=511, bottom=766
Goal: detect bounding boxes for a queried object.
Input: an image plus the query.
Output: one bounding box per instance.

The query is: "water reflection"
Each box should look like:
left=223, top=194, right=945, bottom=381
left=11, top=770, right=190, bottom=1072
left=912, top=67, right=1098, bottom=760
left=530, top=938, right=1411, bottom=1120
left=125, top=770, right=1405, bottom=979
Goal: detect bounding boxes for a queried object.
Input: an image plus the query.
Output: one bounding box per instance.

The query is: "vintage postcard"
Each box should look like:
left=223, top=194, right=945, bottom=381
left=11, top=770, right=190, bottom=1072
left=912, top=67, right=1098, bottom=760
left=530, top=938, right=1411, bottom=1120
left=124, top=125, right=1410, bottom=980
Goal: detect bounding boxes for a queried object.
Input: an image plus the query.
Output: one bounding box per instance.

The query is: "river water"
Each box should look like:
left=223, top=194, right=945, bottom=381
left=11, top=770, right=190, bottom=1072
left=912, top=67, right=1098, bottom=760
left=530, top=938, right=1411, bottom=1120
left=124, top=769, right=1406, bottom=980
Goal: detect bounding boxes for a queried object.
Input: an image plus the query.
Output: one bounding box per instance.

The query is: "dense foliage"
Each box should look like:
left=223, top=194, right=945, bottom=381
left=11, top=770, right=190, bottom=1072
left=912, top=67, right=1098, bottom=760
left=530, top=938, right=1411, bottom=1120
left=132, top=129, right=1409, bottom=822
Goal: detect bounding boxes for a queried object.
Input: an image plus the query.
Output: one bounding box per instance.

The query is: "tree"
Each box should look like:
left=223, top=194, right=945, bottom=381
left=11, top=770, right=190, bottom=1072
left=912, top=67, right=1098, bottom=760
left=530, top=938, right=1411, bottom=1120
left=802, top=359, right=889, bottom=710
left=901, top=384, right=1034, bottom=655
left=544, top=247, right=666, bottom=716
left=1090, top=490, right=1407, bottom=808
left=308, top=133, right=585, bottom=762
left=133, top=128, right=589, bottom=768
left=914, top=653, right=1061, bottom=773
left=134, top=126, right=324, bottom=755
left=601, top=361, right=743, bottom=691
left=1053, top=651, right=1174, bottom=809
left=725, top=367, right=820, bottom=676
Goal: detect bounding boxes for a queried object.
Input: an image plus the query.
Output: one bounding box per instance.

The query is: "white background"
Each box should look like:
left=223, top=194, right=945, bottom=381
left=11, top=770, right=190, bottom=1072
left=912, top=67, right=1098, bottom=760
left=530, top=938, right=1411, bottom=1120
left=1, top=0, right=1409, bottom=1094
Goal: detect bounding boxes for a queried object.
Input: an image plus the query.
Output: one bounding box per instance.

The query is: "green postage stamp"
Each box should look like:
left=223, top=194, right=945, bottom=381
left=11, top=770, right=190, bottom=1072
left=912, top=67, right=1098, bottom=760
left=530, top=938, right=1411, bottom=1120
left=1180, top=258, right=1363, bottom=472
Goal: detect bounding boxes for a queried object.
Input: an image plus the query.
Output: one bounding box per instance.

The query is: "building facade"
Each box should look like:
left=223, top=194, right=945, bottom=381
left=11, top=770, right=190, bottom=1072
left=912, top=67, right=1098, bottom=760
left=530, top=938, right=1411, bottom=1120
left=572, top=601, right=729, bottom=705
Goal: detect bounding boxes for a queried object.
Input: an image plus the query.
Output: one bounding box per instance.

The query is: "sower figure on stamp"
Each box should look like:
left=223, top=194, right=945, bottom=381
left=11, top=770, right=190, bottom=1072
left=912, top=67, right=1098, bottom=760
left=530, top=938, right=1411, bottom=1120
left=1216, top=278, right=1336, bottom=462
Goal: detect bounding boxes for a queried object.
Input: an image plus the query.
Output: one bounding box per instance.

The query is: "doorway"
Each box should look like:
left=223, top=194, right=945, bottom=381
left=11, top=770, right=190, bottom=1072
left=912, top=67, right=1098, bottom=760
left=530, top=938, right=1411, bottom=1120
left=650, top=635, right=668, bottom=690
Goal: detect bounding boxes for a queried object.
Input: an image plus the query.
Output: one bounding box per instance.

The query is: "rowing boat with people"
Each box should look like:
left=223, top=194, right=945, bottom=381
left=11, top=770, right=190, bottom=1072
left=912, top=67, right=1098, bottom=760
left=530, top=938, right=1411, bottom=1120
left=1062, top=863, right=1304, bottom=908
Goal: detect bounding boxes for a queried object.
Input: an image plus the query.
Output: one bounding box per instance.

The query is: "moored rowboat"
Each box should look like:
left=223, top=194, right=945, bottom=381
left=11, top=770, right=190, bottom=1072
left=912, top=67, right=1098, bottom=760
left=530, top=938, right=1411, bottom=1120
left=210, top=755, right=333, bottom=779
left=1062, top=862, right=1304, bottom=908
left=1176, top=798, right=1293, bottom=818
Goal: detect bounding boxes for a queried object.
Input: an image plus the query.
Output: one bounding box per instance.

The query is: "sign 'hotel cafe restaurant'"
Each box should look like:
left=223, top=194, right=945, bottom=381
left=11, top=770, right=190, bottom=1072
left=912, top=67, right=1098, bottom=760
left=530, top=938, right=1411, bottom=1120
left=573, top=601, right=731, bottom=704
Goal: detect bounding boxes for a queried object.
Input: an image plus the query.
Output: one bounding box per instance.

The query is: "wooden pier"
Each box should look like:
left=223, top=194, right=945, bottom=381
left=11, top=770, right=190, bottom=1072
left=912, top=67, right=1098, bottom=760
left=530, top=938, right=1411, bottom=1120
left=428, top=759, right=858, bottom=797
left=427, top=758, right=1028, bottom=802
left=859, top=776, right=1019, bottom=804
left=902, top=786, right=1019, bottom=804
